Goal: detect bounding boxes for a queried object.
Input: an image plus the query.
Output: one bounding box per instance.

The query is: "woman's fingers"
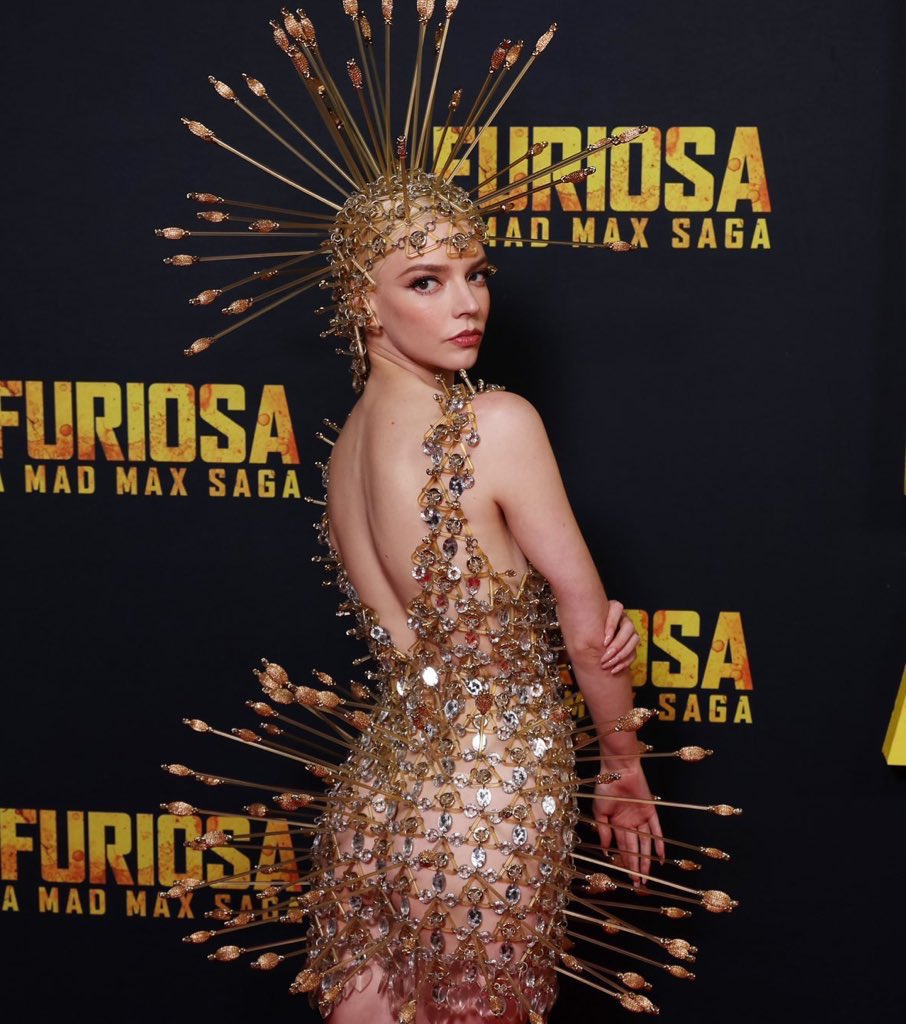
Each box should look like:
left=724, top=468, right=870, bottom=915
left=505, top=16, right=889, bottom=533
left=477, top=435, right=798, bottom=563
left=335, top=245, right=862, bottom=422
left=639, top=829, right=652, bottom=882
left=650, top=812, right=666, bottom=865
left=616, top=825, right=641, bottom=884
left=602, top=600, right=624, bottom=647
left=596, top=815, right=612, bottom=856
left=601, top=621, right=639, bottom=669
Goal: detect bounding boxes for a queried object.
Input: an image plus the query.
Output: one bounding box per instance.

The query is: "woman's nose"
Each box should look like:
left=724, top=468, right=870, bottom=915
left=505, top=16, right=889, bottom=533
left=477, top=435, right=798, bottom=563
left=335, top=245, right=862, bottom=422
left=451, top=276, right=480, bottom=316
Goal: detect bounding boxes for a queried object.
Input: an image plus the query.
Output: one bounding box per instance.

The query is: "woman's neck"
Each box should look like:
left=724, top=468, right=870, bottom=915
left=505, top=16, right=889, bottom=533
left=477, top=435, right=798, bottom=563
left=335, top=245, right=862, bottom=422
left=365, top=347, right=455, bottom=393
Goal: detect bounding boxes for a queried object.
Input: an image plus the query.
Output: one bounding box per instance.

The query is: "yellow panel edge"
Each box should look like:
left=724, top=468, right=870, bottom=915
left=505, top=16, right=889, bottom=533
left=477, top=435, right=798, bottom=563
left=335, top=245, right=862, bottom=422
left=882, top=665, right=906, bottom=765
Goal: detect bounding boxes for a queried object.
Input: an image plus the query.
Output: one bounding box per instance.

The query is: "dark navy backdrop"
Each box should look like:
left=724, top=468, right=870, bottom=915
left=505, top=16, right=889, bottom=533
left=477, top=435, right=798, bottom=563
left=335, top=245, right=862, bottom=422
left=1, top=1, right=903, bottom=1020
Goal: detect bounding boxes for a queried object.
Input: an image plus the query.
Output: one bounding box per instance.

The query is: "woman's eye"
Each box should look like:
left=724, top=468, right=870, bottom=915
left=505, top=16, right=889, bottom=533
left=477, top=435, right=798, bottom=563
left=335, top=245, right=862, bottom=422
left=410, top=276, right=438, bottom=293
left=470, top=268, right=491, bottom=284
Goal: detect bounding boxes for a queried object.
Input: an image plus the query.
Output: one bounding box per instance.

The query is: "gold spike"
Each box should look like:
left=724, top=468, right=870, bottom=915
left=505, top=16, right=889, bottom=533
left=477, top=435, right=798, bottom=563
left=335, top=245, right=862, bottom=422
left=448, top=25, right=558, bottom=180
left=179, top=118, right=343, bottom=210
left=470, top=140, right=548, bottom=194
left=438, top=37, right=511, bottom=178
left=430, top=88, right=462, bottom=174
left=183, top=273, right=330, bottom=356
left=403, top=16, right=429, bottom=148
left=479, top=167, right=596, bottom=213
left=415, top=1, right=457, bottom=170
left=241, top=75, right=352, bottom=193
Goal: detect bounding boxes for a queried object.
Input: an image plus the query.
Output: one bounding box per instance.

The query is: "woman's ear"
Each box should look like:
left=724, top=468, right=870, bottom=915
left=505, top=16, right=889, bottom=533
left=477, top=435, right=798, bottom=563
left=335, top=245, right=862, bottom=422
left=355, top=292, right=381, bottom=334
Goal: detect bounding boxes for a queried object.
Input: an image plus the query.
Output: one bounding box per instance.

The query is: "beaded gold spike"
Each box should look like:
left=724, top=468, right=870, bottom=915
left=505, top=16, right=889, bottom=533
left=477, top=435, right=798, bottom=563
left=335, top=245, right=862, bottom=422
left=165, top=370, right=738, bottom=1020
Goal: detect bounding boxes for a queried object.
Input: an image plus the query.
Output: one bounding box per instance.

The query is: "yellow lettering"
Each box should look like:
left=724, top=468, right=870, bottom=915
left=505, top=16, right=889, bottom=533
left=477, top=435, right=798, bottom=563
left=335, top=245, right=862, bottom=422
left=1, top=808, right=36, bottom=880
left=623, top=609, right=649, bottom=689
left=116, top=466, right=139, bottom=495
left=1, top=885, right=18, bottom=912
left=136, top=813, right=155, bottom=887
left=530, top=127, right=584, bottom=212
left=249, top=386, right=300, bottom=465
left=610, top=127, right=662, bottom=212
left=751, top=217, right=771, bottom=249
left=148, top=383, right=196, bottom=462
left=125, top=889, right=147, bottom=916
left=152, top=894, right=172, bottom=918
left=650, top=611, right=699, bottom=689
left=78, top=465, right=95, bottom=494
left=572, top=216, right=595, bottom=244
left=208, top=467, right=226, bottom=497
left=629, top=217, right=649, bottom=248
left=52, top=465, right=71, bottom=494
left=709, top=694, right=727, bottom=723
left=169, top=466, right=189, bottom=496
left=530, top=216, right=549, bottom=247
left=65, top=887, right=83, bottom=915
left=157, top=815, right=203, bottom=887
left=75, top=382, right=124, bottom=460
left=199, top=384, right=246, bottom=463
left=717, top=127, right=771, bottom=212
left=87, top=812, right=134, bottom=885
left=657, top=693, right=676, bottom=722
left=681, top=693, right=701, bottom=722
left=125, top=381, right=147, bottom=460
left=258, top=469, right=276, bottom=499
left=38, top=885, right=60, bottom=913
left=39, top=810, right=86, bottom=884
left=89, top=888, right=106, bottom=915
left=602, top=218, right=622, bottom=245
left=282, top=470, right=301, bottom=499
left=204, top=817, right=252, bottom=887
left=25, top=381, right=74, bottom=459
left=664, top=127, right=715, bottom=212
left=733, top=695, right=754, bottom=724
left=671, top=217, right=691, bottom=249
left=696, top=218, right=718, bottom=249
left=725, top=217, right=745, bottom=249
left=24, top=464, right=47, bottom=493
left=585, top=128, right=608, bottom=211
left=254, top=820, right=301, bottom=890
left=701, top=612, right=752, bottom=690
left=0, top=380, right=23, bottom=457
left=503, top=217, right=524, bottom=247
left=144, top=467, right=163, bottom=496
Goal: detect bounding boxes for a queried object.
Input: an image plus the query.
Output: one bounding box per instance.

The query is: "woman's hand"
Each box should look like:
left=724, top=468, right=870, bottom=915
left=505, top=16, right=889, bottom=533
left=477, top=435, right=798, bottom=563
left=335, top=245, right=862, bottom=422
left=600, top=600, right=639, bottom=675
left=592, top=764, right=665, bottom=886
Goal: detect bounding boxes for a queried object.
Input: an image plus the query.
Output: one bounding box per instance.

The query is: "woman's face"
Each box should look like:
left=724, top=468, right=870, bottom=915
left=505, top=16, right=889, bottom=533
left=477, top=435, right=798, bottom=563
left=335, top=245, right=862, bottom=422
left=363, top=223, right=492, bottom=380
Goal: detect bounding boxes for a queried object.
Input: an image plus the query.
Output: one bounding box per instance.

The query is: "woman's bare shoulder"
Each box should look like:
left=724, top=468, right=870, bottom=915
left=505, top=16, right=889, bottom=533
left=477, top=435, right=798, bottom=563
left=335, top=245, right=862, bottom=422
left=470, top=388, right=547, bottom=439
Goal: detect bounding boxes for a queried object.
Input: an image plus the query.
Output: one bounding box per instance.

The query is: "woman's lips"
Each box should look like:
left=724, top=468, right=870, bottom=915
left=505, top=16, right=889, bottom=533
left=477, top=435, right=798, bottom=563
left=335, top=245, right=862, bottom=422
left=449, top=331, right=482, bottom=347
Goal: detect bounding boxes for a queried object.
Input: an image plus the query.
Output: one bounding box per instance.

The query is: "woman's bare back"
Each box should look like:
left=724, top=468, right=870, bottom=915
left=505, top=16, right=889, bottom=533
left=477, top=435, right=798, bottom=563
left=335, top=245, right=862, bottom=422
left=326, top=379, right=530, bottom=651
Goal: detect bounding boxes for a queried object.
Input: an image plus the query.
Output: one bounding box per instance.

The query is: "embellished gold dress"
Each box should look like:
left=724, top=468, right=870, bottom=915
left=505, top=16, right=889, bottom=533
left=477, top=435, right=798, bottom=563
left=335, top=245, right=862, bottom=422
left=168, top=374, right=737, bottom=1023
left=305, top=375, right=574, bottom=1020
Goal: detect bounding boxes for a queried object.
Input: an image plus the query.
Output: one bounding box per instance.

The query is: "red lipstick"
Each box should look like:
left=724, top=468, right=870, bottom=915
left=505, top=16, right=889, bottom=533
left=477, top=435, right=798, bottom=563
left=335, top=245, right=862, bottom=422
left=449, top=329, right=482, bottom=347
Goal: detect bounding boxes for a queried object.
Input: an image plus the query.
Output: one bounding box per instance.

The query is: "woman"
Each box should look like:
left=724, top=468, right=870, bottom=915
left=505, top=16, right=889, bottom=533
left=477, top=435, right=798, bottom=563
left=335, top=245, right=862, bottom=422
left=164, top=8, right=736, bottom=1022
left=315, top=214, right=665, bottom=1023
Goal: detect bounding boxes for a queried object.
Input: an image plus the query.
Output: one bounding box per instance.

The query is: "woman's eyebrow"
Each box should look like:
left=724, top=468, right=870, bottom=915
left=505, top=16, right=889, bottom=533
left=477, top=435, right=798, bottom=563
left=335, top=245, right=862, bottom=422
left=397, top=256, right=487, bottom=279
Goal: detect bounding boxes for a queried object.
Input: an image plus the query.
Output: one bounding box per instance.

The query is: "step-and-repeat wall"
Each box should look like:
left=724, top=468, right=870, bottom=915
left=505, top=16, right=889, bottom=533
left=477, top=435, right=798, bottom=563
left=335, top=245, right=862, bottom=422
left=1, top=2, right=903, bottom=1021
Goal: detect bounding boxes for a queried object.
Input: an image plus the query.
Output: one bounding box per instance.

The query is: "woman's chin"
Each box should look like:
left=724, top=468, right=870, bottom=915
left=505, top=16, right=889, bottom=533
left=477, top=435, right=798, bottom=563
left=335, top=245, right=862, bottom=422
left=442, top=344, right=481, bottom=369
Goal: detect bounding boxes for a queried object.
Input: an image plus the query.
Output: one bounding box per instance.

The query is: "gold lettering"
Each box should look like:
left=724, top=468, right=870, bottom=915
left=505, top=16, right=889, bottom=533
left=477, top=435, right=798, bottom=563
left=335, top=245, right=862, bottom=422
left=651, top=611, right=699, bottom=689
left=39, top=810, right=86, bottom=884
left=1, top=808, right=36, bottom=880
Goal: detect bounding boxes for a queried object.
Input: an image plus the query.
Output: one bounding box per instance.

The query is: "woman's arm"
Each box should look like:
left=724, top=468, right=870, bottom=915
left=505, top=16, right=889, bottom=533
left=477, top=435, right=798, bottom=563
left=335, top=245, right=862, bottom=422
left=474, top=389, right=665, bottom=880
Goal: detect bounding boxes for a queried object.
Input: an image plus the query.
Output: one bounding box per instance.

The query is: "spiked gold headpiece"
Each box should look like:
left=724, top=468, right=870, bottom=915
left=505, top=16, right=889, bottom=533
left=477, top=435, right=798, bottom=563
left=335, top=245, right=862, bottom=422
left=156, top=2, right=647, bottom=392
